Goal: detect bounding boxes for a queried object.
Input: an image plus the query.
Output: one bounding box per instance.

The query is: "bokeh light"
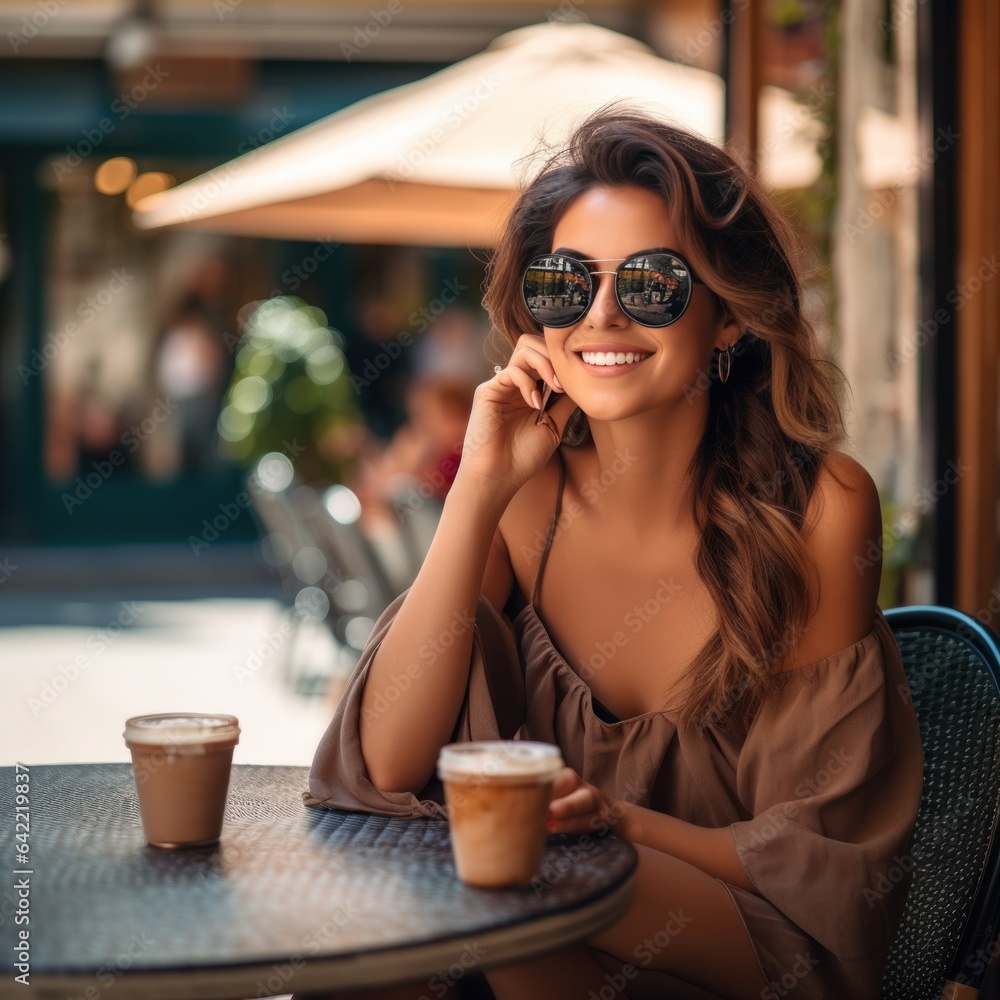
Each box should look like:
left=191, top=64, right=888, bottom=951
left=126, top=171, right=175, bottom=208
left=94, top=157, right=137, bottom=194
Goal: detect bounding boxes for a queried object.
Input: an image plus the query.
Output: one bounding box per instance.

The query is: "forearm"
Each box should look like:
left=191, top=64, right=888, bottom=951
left=618, top=803, right=756, bottom=893
left=359, top=474, right=511, bottom=794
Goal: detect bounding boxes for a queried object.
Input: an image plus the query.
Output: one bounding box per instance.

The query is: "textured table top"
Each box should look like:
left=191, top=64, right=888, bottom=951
left=0, top=763, right=637, bottom=999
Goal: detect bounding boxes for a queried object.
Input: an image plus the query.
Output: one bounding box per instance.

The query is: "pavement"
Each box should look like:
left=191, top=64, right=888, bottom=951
left=3, top=587, right=354, bottom=770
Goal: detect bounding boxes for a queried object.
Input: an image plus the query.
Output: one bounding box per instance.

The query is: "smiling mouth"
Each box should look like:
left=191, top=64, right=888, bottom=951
left=578, top=350, right=651, bottom=367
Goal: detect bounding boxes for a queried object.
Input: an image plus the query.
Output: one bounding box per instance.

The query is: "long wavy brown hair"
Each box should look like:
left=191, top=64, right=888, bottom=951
left=482, top=105, right=847, bottom=732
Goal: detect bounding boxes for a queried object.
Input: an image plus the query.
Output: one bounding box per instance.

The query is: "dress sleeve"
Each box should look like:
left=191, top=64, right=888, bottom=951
left=302, top=587, right=526, bottom=818
left=728, top=610, right=924, bottom=964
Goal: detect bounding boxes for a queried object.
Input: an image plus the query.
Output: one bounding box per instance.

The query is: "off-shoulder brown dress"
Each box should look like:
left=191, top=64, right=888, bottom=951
left=306, top=451, right=925, bottom=1000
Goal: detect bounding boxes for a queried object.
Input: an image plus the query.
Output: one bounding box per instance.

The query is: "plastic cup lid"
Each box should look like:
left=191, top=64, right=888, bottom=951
left=123, top=713, right=240, bottom=747
left=437, top=741, right=564, bottom=782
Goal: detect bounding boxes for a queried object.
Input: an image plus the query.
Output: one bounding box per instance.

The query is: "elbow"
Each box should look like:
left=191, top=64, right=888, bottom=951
left=360, top=743, right=431, bottom=796
left=366, top=765, right=427, bottom=797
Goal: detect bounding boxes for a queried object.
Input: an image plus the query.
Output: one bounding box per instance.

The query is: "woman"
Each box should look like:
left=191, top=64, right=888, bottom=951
left=305, top=106, right=924, bottom=1000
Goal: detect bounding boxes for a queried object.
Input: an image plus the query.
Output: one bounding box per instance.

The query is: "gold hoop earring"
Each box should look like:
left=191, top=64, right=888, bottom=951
left=718, top=344, right=733, bottom=384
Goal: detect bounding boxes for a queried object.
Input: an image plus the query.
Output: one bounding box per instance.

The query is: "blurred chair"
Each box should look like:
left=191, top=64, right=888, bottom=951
left=881, top=605, right=1000, bottom=1000
left=384, top=485, right=443, bottom=591
left=249, top=453, right=403, bottom=700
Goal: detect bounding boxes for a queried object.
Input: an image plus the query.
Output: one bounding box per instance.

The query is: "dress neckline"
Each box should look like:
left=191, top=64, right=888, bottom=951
left=514, top=599, right=678, bottom=727
left=514, top=598, right=886, bottom=729
left=507, top=446, right=887, bottom=729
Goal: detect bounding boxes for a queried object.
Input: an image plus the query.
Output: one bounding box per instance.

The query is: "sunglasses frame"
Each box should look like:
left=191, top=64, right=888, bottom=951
left=521, top=246, right=705, bottom=329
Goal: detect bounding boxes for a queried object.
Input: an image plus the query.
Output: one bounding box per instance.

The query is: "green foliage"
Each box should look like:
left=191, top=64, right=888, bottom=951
left=218, top=296, right=362, bottom=484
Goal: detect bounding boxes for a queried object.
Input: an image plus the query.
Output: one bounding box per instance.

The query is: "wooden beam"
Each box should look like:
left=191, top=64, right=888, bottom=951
left=724, top=0, right=761, bottom=172
left=956, top=0, right=1000, bottom=624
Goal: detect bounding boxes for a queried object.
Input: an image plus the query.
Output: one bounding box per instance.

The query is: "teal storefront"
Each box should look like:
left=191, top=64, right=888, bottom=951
left=0, top=55, right=487, bottom=546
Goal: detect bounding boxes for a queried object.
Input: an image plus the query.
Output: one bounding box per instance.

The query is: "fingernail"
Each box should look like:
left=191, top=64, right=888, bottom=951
left=546, top=820, right=557, bottom=832
left=531, top=390, right=542, bottom=410
left=553, top=375, right=564, bottom=391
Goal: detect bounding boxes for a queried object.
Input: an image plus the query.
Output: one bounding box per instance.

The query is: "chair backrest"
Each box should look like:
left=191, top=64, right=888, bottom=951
left=246, top=458, right=395, bottom=653
left=881, top=605, right=1000, bottom=999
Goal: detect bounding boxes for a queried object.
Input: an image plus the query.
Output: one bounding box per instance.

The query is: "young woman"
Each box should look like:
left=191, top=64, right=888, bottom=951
left=305, top=106, right=924, bottom=1000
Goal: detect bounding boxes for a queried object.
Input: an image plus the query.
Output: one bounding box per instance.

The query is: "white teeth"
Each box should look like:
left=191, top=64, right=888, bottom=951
left=580, top=351, right=649, bottom=366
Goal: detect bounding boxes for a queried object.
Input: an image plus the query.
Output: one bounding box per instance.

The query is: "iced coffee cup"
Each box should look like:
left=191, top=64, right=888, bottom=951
left=437, top=741, right=564, bottom=888
left=123, top=713, right=240, bottom=849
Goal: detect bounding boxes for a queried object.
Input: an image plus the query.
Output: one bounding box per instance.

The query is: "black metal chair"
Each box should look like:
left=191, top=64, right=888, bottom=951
left=881, top=605, right=1000, bottom=999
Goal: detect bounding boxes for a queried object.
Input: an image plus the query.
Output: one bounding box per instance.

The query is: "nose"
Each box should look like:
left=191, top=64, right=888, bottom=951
left=585, top=271, right=627, bottom=329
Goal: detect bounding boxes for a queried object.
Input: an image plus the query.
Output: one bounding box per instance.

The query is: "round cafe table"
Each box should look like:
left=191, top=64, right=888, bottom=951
left=0, top=763, right=637, bottom=1000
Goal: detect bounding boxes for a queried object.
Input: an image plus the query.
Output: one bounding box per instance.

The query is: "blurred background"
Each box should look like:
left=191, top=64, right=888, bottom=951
left=0, top=0, right=997, bottom=773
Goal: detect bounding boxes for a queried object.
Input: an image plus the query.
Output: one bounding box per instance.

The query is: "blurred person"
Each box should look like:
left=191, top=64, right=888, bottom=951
left=411, top=306, right=494, bottom=386
left=357, top=376, right=474, bottom=512
left=153, top=291, right=228, bottom=476
left=348, top=376, right=474, bottom=591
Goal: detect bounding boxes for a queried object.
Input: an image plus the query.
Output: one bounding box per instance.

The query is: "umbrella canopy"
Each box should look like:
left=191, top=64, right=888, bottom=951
left=132, top=22, right=727, bottom=248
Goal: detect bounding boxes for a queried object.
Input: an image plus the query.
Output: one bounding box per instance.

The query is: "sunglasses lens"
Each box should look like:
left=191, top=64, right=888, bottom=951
left=523, top=255, right=592, bottom=327
left=616, top=253, right=693, bottom=326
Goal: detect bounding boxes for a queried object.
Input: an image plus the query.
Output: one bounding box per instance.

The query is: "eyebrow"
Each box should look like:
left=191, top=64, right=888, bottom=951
left=552, top=246, right=588, bottom=257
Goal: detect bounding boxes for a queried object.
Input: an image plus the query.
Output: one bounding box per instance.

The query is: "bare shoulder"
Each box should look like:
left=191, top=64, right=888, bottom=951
left=780, top=451, right=884, bottom=671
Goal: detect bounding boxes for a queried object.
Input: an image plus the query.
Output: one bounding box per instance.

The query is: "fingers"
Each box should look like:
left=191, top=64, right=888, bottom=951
left=550, top=766, right=579, bottom=799
left=548, top=785, right=600, bottom=833
left=513, top=338, right=563, bottom=393
left=494, top=363, right=544, bottom=410
left=495, top=334, right=563, bottom=395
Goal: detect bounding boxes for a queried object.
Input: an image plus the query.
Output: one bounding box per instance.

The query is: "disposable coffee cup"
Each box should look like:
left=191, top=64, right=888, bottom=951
left=124, top=713, right=240, bottom=849
left=437, top=741, right=564, bottom=888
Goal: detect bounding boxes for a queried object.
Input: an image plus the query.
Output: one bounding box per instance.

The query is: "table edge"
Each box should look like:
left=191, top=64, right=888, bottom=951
left=13, top=875, right=636, bottom=999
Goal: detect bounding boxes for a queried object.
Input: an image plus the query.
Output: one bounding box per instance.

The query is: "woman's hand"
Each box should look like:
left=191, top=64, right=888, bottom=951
left=547, top=767, right=626, bottom=837
left=456, top=333, right=576, bottom=497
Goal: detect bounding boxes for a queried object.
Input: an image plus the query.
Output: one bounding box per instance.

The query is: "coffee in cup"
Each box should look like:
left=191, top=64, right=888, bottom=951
left=123, top=713, right=240, bottom=849
left=437, top=741, right=564, bottom=887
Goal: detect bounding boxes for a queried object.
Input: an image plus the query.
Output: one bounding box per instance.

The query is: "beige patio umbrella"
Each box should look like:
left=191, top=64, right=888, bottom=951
left=131, top=21, right=728, bottom=248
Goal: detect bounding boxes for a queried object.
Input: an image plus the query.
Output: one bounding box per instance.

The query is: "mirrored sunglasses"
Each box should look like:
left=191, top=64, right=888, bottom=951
left=521, top=247, right=704, bottom=329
